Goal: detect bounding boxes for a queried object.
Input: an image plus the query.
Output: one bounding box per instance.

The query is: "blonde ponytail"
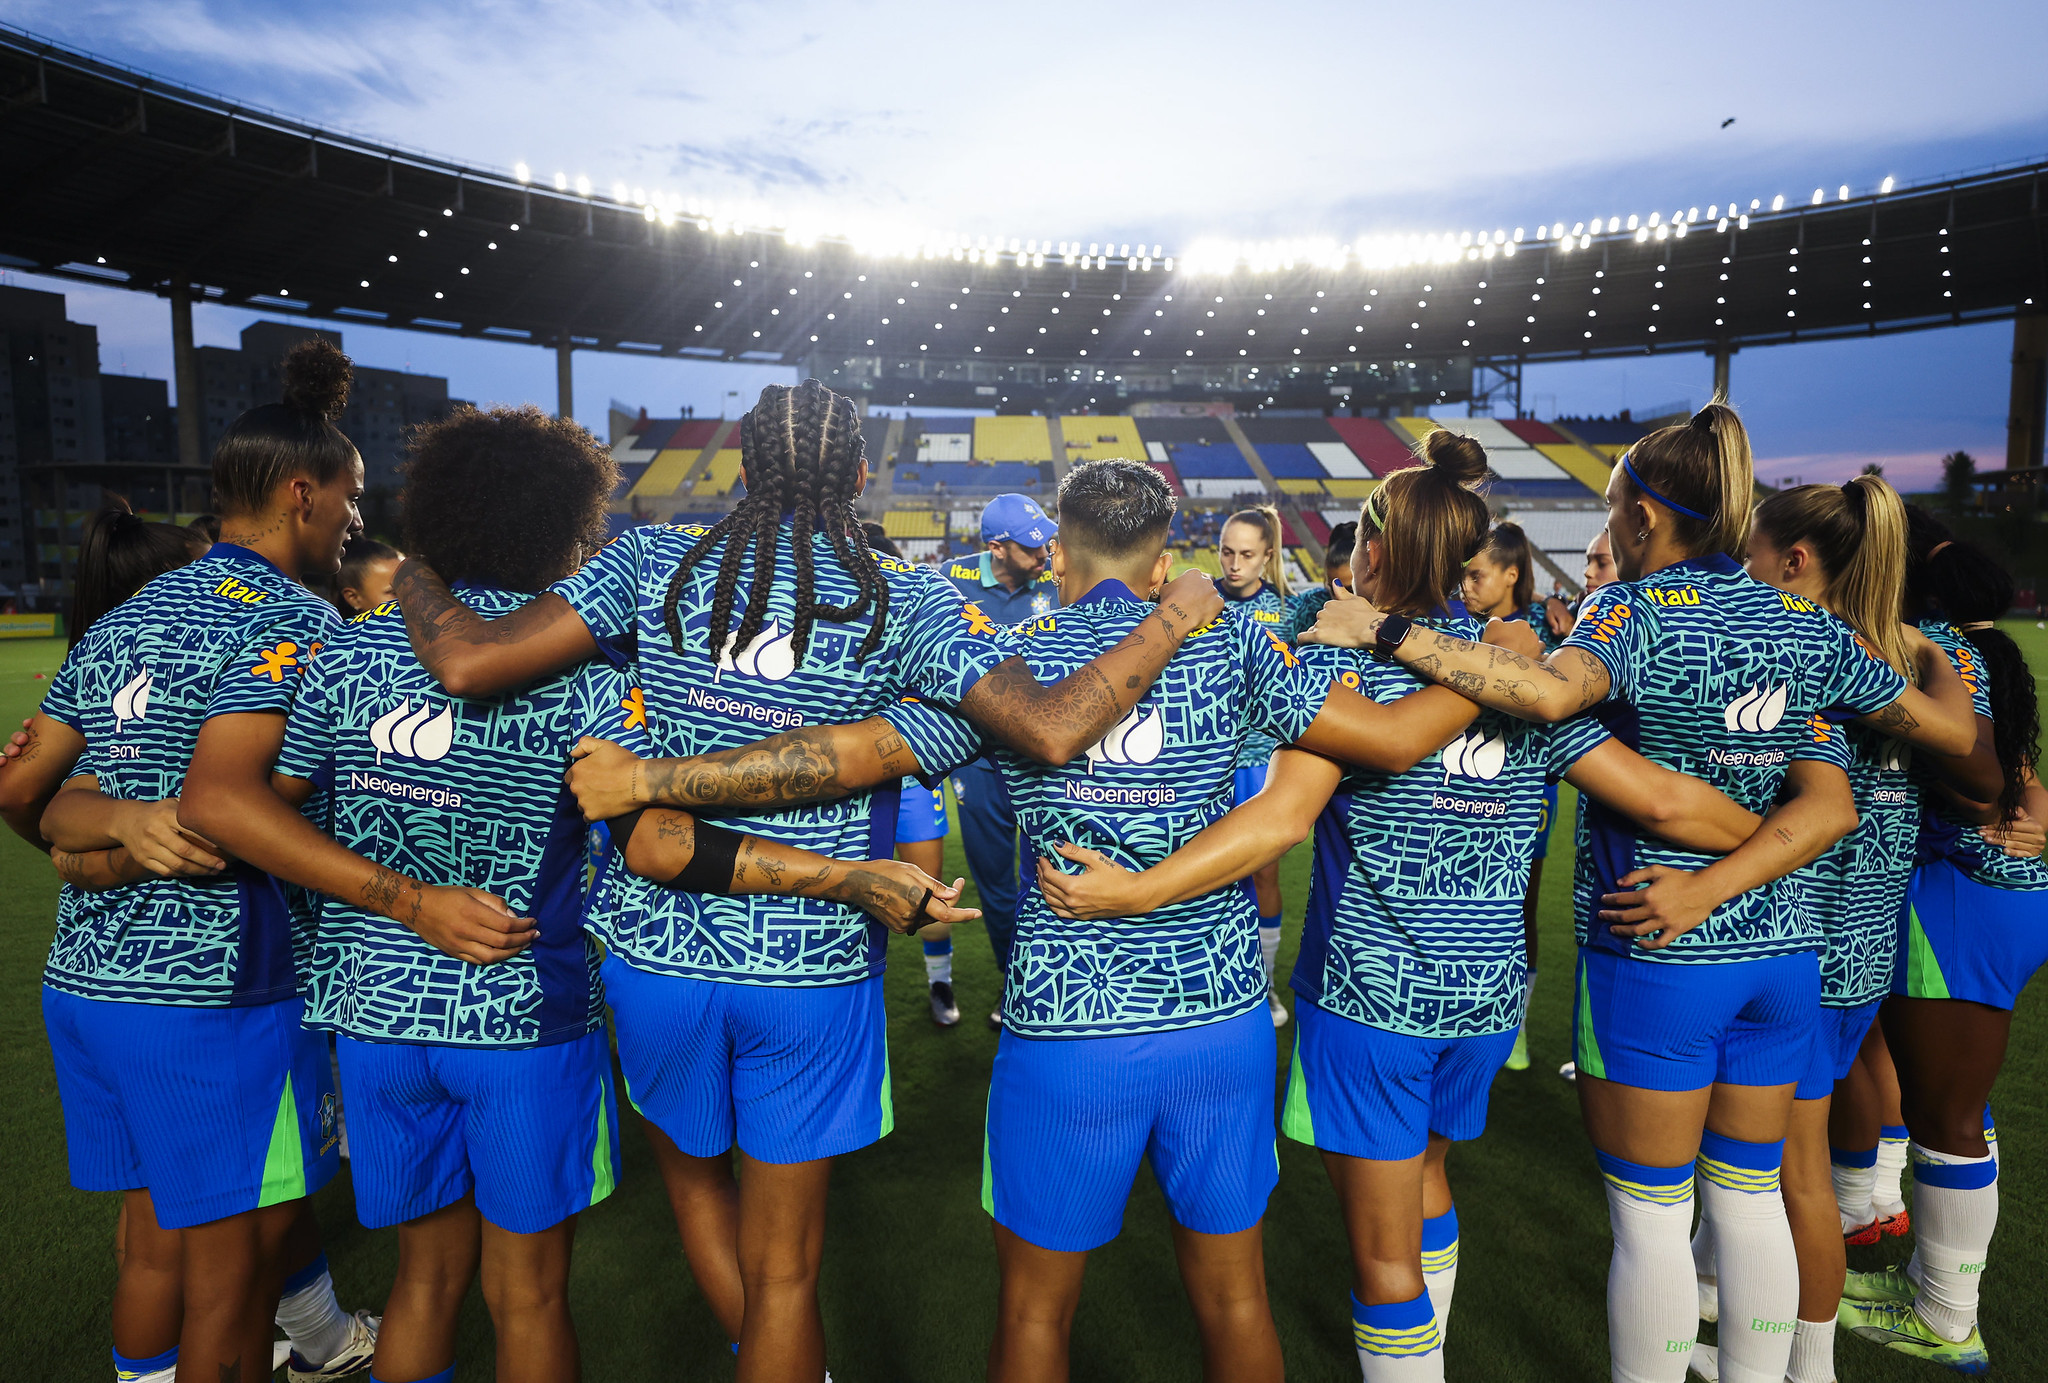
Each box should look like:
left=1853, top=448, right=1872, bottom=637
left=1620, top=393, right=1753, bottom=560
left=1753, top=474, right=1912, bottom=677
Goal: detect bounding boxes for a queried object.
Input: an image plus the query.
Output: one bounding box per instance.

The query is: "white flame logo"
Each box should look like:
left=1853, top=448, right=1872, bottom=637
left=1879, top=740, right=1910, bottom=774
left=715, top=620, right=797, bottom=683
left=1084, top=705, right=1164, bottom=773
left=111, top=668, right=152, bottom=732
left=368, top=699, right=456, bottom=765
left=1442, top=726, right=1508, bottom=782
left=1723, top=683, right=1789, bottom=734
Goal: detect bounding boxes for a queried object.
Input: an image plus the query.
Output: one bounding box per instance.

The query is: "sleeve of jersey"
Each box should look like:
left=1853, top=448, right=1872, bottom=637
left=1930, top=626, right=1995, bottom=720
left=274, top=645, right=339, bottom=786
left=571, top=664, right=653, bottom=757
left=1558, top=582, right=1639, bottom=702
left=1245, top=619, right=1337, bottom=743
left=880, top=698, right=987, bottom=784
left=1545, top=711, right=1614, bottom=778
left=206, top=602, right=341, bottom=718
left=39, top=643, right=89, bottom=730
left=547, top=528, right=644, bottom=646
left=890, top=568, right=1011, bottom=707
left=1824, top=623, right=1910, bottom=717
left=1791, top=711, right=1856, bottom=769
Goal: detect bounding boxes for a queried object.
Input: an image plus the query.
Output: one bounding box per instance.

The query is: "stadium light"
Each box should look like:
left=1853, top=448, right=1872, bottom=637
left=1772, top=194, right=1784, bottom=211
left=1881, top=175, right=1895, bottom=194
left=514, top=162, right=530, bottom=183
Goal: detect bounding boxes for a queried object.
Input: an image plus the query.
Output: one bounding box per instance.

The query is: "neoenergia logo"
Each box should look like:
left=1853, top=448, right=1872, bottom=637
left=1084, top=705, right=1164, bottom=774
left=369, top=699, right=456, bottom=765
left=715, top=620, right=797, bottom=683
left=1442, top=727, right=1507, bottom=782
left=111, top=668, right=152, bottom=732
left=1724, top=684, right=1789, bottom=734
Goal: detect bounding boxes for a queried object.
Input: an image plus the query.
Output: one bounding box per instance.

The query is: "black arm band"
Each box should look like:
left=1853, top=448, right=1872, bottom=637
left=609, top=809, right=646, bottom=854
left=670, top=821, right=745, bottom=895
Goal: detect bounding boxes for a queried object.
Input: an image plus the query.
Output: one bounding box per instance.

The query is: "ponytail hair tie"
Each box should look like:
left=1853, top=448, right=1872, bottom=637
left=1689, top=406, right=1718, bottom=431
left=110, top=509, right=144, bottom=536
left=1959, top=620, right=1995, bottom=631
left=1840, top=479, right=1867, bottom=523
left=1927, top=540, right=1953, bottom=559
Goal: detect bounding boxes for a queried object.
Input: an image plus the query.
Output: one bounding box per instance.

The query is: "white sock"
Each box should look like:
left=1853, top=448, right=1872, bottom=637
left=1351, top=1290, right=1443, bottom=1382
left=1909, top=1143, right=1997, bottom=1342
left=1872, top=1126, right=1908, bottom=1218
left=1690, top=1213, right=1718, bottom=1321
left=1784, top=1317, right=1836, bottom=1383
left=1829, top=1149, right=1876, bottom=1233
left=1695, top=1132, right=1797, bottom=1383
left=1598, top=1152, right=1698, bottom=1382
left=1258, top=920, right=1281, bottom=986
left=921, top=938, right=953, bottom=987
left=1421, top=1208, right=1459, bottom=1345
left=274, top=1258, right=352, bottom=1367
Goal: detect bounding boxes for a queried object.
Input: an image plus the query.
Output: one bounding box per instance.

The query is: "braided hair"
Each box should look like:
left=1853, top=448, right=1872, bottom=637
left=660, top=380, right=886, bottom=668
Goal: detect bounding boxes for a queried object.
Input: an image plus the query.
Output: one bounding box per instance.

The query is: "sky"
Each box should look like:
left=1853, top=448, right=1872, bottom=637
left=5, top=0, right=2045, bottom=487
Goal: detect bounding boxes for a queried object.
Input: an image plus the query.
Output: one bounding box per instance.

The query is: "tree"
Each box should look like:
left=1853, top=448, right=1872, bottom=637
left=1861, top=462, right=1884, bottom=477
left=1941, top=450, right=1977, bottom=513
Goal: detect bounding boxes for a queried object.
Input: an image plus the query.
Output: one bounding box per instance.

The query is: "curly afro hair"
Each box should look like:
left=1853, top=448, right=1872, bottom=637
left=400, top=405, right=619, bottom=592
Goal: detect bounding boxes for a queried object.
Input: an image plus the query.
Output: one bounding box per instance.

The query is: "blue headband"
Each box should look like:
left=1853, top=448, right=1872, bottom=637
left=1621, top=453, right=1715, bottom=524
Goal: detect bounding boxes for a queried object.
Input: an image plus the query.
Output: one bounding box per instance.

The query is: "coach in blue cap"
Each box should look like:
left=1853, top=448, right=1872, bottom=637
left=943, top=493, right=1059, bottom=1027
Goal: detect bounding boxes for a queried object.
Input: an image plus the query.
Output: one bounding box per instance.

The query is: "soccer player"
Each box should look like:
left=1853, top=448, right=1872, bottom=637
left=335, top=536, right=403, bottom=615
left=1216, top=505, right=1294, bottom=1026
left=1837, top=526, right=2048, bottom=1371
left=941, top=493, right=1061, bottom=1026
left=382, top=382, right=1223, bottom=1382
left=1039, top=435, right=1765, bottom=1383
left=1301, top=402, right=1980, bottom=1383
left=1461, top=520, right=1552, bottom=1072
left=1286, top=520, right=1355, bottom=639
left=1541, top=526, right=1619, bottom=643
left=35, top=341, right=379, bottom=1383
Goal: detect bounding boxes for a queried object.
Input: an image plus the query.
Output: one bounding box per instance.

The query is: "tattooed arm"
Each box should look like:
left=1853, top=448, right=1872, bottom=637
left=1854, top=626, right=1980, bottom=762
left=1299, top=586, right=1613, bottom=722
left=391, top=559, right=600, bottom=699
left=567, top=717, right=925, bottom=820
left=51, top=845, right=160, bottom=891
left=1596, top=758, right=1857, bottom=950
left=0, top=712, right=88, bottom=851
left=181, top=712, right=537, bottom=964
left=43, top=782, right=229, bottom=878
left=617, top=808, right=982, bottom=935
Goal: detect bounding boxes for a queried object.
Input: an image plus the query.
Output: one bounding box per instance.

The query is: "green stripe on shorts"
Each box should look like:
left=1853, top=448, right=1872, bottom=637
left=1905, top=905, right=1951, bottom=1000
left=1281, top=1036, right=1315, bottom=1145
left=1574, top=956, right=1607, bottom=1081
left=258, top=1071, right=306, bottom=1208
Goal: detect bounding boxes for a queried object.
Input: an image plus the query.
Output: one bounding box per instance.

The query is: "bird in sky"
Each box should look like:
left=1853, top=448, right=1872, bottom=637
left=1721, top=117, right=1737, bottom=128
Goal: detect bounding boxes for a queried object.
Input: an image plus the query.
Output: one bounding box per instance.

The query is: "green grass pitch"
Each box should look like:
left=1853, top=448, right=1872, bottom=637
left=2, top=627, right=2044, bottom=1379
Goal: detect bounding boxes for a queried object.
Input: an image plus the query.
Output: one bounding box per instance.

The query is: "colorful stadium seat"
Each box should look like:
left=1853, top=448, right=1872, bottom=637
left=1060, top=416, right=1147, bottom=462
left=628, top=449, right=696, bottom=498
left=975, top=416, right=1054, bottom=462
left=1536, top=443, right=1615, bottom=493
left=1306, top=441, right=1371, bottom=479
left=695, top=449, right=744, bottom=496
left=882, top=510, right=947, bottom=539
left=1324, top=419, right=1420, bottom=477
left=1167, top=444, right=1255, bottom=479
left=1254, top=444, right=1327, bottom=479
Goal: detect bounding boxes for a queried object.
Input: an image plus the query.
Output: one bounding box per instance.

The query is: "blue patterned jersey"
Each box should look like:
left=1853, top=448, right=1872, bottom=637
left=921, top=580, right=1331, bottom=1038
left=1795, top=712, right=1920, bottom=1007
left=38, top=545, right=341, bottom=1007
left=552, top=522, right=1009, bottom=985
left=1286, top=587, right=1333, bottom=641
left=1562, top=554, right=1909, bottom=965
left=1220, top=580, right=1292, bottom=769
left=1913, top=620, right=2048, bottom=892
left=1292, top=611, right=1610, bottom=1038
left=274, top=589, right=637, bottom=1047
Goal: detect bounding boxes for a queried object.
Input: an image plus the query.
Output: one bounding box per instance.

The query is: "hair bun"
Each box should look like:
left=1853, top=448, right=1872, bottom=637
left=1419, top=428, right=1489, bottom=488
left=281, top=339, right=353, bottom=421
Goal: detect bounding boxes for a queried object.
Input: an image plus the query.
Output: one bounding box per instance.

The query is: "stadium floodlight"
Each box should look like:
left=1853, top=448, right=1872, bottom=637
left=1881, top=175, right=1895, bottom=194
left=1812, top=188, right=1824, bottom=205
left=514, top=162, right=530, bottom=182
left=1839, top=184, right=1851, bottom=201
left=1627, top=215, right=1640, bottom=231
left=554, top=171, right=567, bottom=190
left=1772, top=194, right=1784, bottom=211
left=1739, top=215, right=1750, bottom=229
left=1718, top=217, right=1730, bottom=232
left=1648, top=212, right=1661, bottom=228
left=1688, top=207, right=1699, bottom=222
left=1636, top=228, right=1651, bottom=243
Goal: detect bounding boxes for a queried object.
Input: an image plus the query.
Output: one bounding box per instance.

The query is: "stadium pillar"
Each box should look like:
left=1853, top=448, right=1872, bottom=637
left=555, top=337, right=574, bottom=421
left=170, top=283, right=202, bottom=468
left=2008, top=312, right=2048, bottom=472
left=1712, top=340, right=1732, bottom=401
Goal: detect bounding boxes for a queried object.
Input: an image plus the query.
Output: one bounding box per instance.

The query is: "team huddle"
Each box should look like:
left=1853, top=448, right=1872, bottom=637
left=5, top=340, right=2043, bottom=1383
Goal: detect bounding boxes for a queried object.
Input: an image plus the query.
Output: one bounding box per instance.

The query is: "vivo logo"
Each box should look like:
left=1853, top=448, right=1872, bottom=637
left=1442, top=727, right=1507, bottom=782
left=1724, top=683, right=1789, bottom=734
left=1084, top=705, right=1164, bottom=773
left=369, top=699, right=456, bottom=765
left=111, top=668, right=152, bottom=732
left=716, top=620, right=797, bottom=683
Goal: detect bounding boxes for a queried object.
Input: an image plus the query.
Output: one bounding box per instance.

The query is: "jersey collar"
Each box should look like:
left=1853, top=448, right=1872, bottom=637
left=1661, top=552, right=1742, bottom=579
left=1073, top=578, right=1143, bottom=607
left=1215, top=578, right=1270, bottom=603
left=977, top=551, right=1001, bottom=587
left=206, top=542, right=291, bottom=580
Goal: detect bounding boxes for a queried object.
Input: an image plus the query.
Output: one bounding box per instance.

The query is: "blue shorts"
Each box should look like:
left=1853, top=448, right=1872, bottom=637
left=983, top=1006, right=1277, bottom=1252
left=1795, top=1000, right=1883, bottom=1102
left=1897, top=859, right=2048, bottom=1010
left=1531, top=780, right=1560, bottom=862
left=1282, top=1000, right=1516, bottom=1160
left=42, top=988, right=340, bottom=1229
left=895, top=780, right=948, bottom=845
left=1233, top=763, right=1268, bottom=808
left=603, top=957, right=891, bottom=1165
left=1572, top=946, right=1819, bottom=1092
left=336, top=1030, right=619, bottom=1233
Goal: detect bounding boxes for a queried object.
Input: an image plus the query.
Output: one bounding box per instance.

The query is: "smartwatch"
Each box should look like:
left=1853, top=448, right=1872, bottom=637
left=1371, top=612, right=1415, bottom=664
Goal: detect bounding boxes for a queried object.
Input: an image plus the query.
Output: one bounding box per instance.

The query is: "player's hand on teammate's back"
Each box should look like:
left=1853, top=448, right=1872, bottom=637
left=1156, top=568, right=1227, bottom=628
left=1036, top=842, right=1152, bottom=920
left=1483, top=617, right=1544, bottom=658
left=1983, top=807, right=2047, bottom=859
left=1296, top=582, right=1383, bottom=648
left=566, top=737, right=644, bottom=821
left=0, top=717, right=28, bottom=763
left=410, top=886, right=538, bottom=965
left=841, top=862, right=980, bottom=935
left=118, top=798, right=228, bottom=878
left=1600, top=865, right=1720, bottom=948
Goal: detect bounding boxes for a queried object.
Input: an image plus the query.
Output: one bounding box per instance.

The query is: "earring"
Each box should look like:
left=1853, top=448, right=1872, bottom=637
left=1636, top=529, right=1649, bottom=544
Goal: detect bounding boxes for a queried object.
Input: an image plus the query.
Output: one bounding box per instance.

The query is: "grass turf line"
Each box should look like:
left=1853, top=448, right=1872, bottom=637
left=1, top=627, right=2044, bottom=1379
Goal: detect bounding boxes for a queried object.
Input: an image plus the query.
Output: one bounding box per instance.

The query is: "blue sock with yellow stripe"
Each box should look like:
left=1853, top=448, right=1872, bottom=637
left=1595, top=1150, right=1698, bottom=1379
left=113, top=1345, right=177, bottom=1382
left=1349, top=1289, right=1442, bottom=1381
left=1696, top=1131, right=1797, bottom=1380
left=1420, top=1207, right=1459, bottom=1343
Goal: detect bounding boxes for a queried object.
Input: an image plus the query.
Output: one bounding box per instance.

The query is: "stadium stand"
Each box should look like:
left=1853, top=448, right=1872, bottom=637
left=914, top=423, right=975, bottom=462
left=882, top=510, right=948, bottom=539
left=1324, top=418, right=1420, bottom=476
left=1131, top=415, right=1232, bottom=447
left=694, top=448, right=745, bottom=496
left=975, top=416, right=1054, bottom=462
left=1059, top=416, right=1147, bottom=462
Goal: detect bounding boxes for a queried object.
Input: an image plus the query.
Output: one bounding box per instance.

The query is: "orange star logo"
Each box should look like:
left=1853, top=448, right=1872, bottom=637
left=249, top=641, right=300, bottom=682
left=1263, top=627, right=1300, bottom=669
left=960, top=601, right=996, bottom=637
left=621, top=687, right=647, bottom=732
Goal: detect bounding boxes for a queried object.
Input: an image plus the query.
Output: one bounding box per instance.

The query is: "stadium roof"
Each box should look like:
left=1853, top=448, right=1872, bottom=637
left=3, top=26, right=2045, bottom=395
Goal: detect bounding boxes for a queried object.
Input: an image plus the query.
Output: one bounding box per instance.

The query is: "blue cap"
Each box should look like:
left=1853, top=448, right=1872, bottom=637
left=980, top=494, right=1057, bottom=546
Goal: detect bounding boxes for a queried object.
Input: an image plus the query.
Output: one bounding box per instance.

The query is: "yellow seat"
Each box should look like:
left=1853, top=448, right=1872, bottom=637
left=1178, top=547, right=1224, bottom=578
left=694, top=449, right=744, bottom=496
left=1059, top=416, right=1146, bottom=462
left=1276, top=478, right=1325, bottom=495
left=1536, top=444, right=1614, bottom=495
left=628, top=448, right=698, bottom=498
left=1391, top=417, right=1438, bottom=440
left=883, top=510, right=946, bottom=539
left=974, top=416, right=1054, bottom=461
left=1322, top=478, right=1381, bottom=499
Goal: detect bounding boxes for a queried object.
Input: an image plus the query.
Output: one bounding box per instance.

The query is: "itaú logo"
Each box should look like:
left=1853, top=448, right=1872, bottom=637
left=1441, top=727, right=1507, bottom=782
left=715, top=620, right=797, bottom=683
left=111, top=668, right=152, bottom=732
left=1724, top=683, right=1789, bottom=734
left=1083, top=705, right=1164, bottom=774
left=369, top=699, right=456, bottom=765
